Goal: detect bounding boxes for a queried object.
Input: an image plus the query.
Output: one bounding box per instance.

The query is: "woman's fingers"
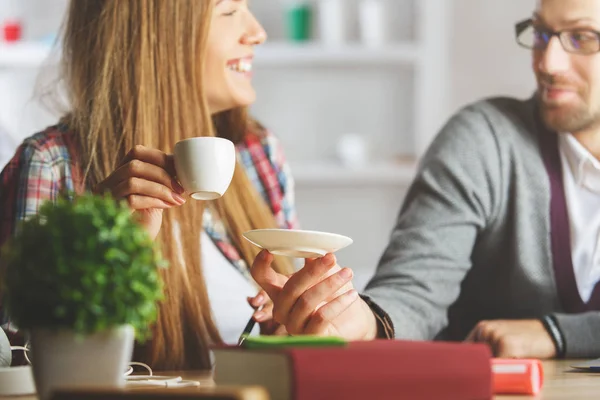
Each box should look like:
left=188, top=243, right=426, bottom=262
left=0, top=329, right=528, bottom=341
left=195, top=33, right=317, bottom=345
left=94, top=150, right=186, bottom=212
left=125, top=195, right=175, bottom=210
left=247, top=290, right=272, bottom=323
left=285, top=267, right=354, bottom=334
left=99, top=159, right=183, bottom=194
left=253, top=302, right=273, bottom=323
left=95, top=145, right=183, bottom=201
left=247, top=290, right=269, bottom=309
left=112, top=177, right=186, bottom=207
left=120, top=145, right=177, bottom=176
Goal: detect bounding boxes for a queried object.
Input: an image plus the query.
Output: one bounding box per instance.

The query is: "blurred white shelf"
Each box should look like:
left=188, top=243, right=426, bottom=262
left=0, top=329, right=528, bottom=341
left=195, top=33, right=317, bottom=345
left=0, top=41, right=420, bottom=69
left=0, top=42, right=54, bottom=68
left=254, top=42, right=421, bottom=66
left=290, top=160, right=418, bottom=186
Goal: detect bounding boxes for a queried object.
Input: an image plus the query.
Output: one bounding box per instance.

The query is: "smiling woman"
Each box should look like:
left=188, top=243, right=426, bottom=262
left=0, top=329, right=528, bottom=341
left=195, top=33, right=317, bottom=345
left=206, top=0, right=266, bottom=113
left=0, top=0, right=296, bottom=371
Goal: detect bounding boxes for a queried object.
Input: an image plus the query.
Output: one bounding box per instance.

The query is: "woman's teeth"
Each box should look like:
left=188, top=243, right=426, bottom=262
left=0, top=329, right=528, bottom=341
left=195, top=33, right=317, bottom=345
left=227, top=60, right=252, bottom=73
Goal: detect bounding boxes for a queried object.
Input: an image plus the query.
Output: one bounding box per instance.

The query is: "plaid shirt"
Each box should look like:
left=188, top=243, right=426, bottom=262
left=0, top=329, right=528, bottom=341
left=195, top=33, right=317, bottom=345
left=0, top=125, right=298, bottom=328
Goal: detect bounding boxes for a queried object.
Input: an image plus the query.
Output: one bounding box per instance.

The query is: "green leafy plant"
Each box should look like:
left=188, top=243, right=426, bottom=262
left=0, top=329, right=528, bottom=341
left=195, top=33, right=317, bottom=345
left=1, top=192, right=167, bottom=340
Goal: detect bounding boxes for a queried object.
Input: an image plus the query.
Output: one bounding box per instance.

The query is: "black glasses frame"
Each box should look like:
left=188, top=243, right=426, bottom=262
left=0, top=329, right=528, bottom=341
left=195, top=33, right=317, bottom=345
left=514, top=18, right=600, bottom=54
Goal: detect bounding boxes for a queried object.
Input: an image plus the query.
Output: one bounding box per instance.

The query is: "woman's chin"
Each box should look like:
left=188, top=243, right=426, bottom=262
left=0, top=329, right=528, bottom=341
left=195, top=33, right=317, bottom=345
left=208, top=93, right=256, bottom=114
left=231, top=89, right=257, bottom=108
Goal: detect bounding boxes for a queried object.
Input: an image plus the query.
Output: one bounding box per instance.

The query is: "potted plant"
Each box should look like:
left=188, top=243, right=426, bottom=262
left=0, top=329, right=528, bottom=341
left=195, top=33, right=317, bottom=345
left=1, top=193, right=166, bottom=400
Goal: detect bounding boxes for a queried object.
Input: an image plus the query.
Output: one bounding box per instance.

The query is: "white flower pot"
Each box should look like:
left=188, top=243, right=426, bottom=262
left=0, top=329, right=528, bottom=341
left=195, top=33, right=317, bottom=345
left=29, top=325, right=134, bottom=400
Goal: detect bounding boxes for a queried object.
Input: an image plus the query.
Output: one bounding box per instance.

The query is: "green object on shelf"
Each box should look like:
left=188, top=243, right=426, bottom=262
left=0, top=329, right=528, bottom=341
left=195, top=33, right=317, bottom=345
left=286, top=2, right=312, bottom=42
left=242, top=335, right=347, bottom=349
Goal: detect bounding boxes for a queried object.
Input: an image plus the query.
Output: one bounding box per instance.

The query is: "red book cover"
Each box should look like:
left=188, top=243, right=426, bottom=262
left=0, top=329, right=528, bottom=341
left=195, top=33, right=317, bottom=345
left=214, top=340, right=493, bottom=400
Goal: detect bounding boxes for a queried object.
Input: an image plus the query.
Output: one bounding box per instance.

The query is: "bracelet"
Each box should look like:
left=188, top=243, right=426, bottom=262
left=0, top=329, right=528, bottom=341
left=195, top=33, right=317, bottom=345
left=359, top=294, right=395, bottom=339
left=541, top=315, right=566, bottom=358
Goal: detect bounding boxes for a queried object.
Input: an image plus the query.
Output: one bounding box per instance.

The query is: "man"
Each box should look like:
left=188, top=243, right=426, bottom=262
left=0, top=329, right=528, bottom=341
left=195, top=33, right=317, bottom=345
left=250, top=0, right=600, bottom=359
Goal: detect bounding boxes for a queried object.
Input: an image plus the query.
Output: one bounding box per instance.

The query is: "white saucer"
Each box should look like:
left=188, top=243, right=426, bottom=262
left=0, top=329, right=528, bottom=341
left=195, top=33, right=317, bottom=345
left=243, top=229, right=353, bottom=258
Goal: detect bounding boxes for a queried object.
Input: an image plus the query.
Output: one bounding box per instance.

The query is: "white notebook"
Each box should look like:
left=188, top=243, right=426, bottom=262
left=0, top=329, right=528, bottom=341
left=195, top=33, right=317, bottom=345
left=570, top=359, right=600, bottom=371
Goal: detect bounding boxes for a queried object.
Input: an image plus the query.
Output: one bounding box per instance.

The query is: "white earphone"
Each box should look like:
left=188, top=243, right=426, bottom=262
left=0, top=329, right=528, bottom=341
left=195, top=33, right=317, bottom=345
left=0, top=329, right=36, bottom=396
left=0, top=331, right=200, bottom=392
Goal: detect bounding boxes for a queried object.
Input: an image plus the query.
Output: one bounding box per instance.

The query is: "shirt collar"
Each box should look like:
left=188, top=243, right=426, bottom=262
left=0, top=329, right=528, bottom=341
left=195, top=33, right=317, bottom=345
left=559, top=133, right=600, bottom=193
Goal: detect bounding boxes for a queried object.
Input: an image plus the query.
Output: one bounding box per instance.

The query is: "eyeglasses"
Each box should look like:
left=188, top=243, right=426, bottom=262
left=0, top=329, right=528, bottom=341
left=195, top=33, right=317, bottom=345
left=515, top=18, right=600, bottom=55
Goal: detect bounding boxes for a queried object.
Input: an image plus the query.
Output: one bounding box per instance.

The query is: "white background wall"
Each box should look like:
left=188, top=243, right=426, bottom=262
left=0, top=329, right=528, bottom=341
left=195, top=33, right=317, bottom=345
left=450, top=0, right=536, bottom=111
left=0, top=0, right=539, bottom=290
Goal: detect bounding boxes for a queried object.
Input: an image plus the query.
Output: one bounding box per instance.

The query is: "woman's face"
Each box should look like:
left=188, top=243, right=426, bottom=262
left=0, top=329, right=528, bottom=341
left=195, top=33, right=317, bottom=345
left=205, top=0, right=266, bottom=114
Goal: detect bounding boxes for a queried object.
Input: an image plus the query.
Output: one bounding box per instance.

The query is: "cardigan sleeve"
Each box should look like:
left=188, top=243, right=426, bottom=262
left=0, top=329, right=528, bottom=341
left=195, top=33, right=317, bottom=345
left=363, top=104, right=503, bottom=340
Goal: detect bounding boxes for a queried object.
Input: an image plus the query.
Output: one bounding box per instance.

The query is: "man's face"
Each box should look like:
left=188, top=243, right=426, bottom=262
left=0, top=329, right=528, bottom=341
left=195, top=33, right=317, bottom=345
left=533, top=0, right=600, bottom=133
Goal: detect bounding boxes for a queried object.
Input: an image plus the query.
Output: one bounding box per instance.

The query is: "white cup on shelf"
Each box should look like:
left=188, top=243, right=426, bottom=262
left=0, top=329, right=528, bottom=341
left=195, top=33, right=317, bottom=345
left=336, top=134, right=368, bottom=168
left=318, top=0, right=346, bottom=46
left=358, top=0, right=387, bottom=47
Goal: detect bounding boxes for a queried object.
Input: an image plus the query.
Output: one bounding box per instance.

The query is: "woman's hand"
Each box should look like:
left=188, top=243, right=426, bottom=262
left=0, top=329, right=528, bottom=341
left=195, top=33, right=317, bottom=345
left=94, top=145, right=186, bottom=240
left=250, top=250, right=379, bottom=340
left=247, top=290, right=288, bottom=336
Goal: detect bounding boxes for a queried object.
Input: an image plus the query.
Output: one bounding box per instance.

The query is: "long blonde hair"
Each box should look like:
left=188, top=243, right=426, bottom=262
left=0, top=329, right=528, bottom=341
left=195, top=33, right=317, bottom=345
left=61, top=0, right=293, bottom=370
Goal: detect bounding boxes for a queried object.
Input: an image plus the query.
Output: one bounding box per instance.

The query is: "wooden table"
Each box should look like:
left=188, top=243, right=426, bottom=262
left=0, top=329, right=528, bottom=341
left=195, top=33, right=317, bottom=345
left=4, top=360, right=600, bottom=399
left=3, top=371, right=269, bottom=400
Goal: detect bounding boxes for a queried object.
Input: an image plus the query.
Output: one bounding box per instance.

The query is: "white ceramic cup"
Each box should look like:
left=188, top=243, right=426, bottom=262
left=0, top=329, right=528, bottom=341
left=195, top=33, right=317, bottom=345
left=173, top=137, right=236, bottom=200
left=319, top=0, right=345, bottom=46
left=359, top=0, right=387, bottom=47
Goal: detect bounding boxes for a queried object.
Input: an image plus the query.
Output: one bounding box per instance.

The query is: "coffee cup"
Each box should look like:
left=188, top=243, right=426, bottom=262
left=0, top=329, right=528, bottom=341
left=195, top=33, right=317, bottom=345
left=173, top=137, right=236, bottom=200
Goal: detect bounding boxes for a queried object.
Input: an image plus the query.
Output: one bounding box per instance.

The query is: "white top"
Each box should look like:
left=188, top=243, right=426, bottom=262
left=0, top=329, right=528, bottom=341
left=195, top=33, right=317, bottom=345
left=200, top=231, right=260, bottom=344
left=558, top=133, right=600, bottom=302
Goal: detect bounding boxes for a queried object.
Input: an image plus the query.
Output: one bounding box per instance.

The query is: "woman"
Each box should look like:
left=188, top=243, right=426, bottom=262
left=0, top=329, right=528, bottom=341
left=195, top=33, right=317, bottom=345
left=0, top=0, right=296, bottom=370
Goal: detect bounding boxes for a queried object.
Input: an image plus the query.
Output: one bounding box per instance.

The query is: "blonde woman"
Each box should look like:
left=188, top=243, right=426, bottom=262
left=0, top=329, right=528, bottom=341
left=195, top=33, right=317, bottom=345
left=0, top=0, right=296, bottom=370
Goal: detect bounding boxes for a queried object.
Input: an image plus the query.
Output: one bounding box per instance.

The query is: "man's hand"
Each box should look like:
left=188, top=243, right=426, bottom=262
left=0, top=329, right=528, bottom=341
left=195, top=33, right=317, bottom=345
left=250, top=250, right=379, bottom=340
left=465, top=319, right=556, bottom=359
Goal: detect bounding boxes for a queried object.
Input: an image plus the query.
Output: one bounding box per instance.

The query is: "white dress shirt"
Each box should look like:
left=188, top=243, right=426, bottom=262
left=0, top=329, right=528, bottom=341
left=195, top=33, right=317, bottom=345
left=558, top=133, right=600, bottom=302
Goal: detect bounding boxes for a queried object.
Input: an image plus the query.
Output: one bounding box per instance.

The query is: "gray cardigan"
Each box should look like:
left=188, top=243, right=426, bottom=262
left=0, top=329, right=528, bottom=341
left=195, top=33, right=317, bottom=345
left=364, top=96, right=600, bottom=358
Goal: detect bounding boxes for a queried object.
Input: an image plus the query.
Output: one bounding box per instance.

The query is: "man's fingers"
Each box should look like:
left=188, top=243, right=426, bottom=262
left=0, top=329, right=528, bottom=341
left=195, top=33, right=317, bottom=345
left=286, top=267, right=354, bottom=334
left=465, top=327, right=478, bottom=342
left=273, top=254, right=338, bottom=324
left=273, top=324, right=289, bottom=336
left=464, top=321, right=507, bottom=357
left=250, top=250, right=287, bottom=301
left=465, top=321, right=491, bottom=342
left=303, top=289, right=360, bottom=335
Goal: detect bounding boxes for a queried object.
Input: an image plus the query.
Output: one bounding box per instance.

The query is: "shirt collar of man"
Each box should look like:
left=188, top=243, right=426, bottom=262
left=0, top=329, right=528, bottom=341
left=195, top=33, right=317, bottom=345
left=559, top=132, right=600, bottom=193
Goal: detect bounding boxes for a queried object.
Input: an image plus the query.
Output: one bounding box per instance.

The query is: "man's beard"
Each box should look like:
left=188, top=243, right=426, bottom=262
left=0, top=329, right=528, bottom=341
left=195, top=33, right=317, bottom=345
left=537, top=73, right=600, bottom=133
left=539, top=96, right=599, bottom=133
